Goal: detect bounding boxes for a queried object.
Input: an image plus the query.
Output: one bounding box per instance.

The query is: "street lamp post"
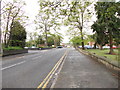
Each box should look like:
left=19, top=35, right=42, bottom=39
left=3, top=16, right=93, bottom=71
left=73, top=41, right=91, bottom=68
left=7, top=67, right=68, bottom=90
left=0, top=1, right=2, bottom=90
left=0, top=0, right=2, bottom=56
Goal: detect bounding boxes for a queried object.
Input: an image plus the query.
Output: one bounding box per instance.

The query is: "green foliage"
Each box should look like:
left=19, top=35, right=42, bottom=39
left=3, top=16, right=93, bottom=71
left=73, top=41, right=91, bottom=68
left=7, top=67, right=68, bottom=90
left=2, top=0, right=28, bottom=48
left=92, top=2, right=120, bottom=51
left=3, top=46, right=23, bottom=51
left=60, top=0, right=93, bottom=49
left=49, top=33, right=63, bottom=46
left=70, top=36, right=82, bottom=47
left=47, top=36, right=54, bottom=46
left=47, top=33, right=63, bottom=46
left=9, top=21, right=26, bottom=48
left=35, top=35, right=45, bottom=45
left=36, top=0, right=62, bottom=46
left=91, top=22, right=109, bottom=46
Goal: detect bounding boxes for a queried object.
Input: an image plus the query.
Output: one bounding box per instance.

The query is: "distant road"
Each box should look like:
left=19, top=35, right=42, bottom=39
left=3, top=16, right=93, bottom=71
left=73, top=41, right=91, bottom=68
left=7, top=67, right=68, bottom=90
left=2, top=48, right=67, bottom=88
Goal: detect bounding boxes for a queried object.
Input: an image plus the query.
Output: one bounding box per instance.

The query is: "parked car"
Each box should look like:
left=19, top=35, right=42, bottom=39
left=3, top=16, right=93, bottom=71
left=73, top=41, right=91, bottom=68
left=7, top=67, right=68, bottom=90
left=78, top=46, right=82, bottom=48
left=57, top=46, right=63, bottom=48
left=24, top=47, right=28, bottom=49
left=28, top=46, right=39, bottom=50
left=112, top=45, right=117, bottom=49
left=103, top=46, right=110, bottom=49
left=84, top=45, right=93, bottom=49
left=92, top=46, right=99, bottom=49
left=31, top=46, right=36, bottom=48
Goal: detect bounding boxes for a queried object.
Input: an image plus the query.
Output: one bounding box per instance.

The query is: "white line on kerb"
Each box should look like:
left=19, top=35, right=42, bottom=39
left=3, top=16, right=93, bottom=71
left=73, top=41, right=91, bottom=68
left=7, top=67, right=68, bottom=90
left=1, top=61, right=26, bottom=71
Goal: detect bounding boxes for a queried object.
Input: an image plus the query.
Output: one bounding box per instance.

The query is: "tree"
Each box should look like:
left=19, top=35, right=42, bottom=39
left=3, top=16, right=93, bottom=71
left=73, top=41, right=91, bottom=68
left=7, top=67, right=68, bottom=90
left=35, top=35, right=45, bottom=46
left=27, top=32, right=40, bottom=47
left=70, top=36, right=82, bottom=48
left=1, top=0, right=27, bottom=48
left=113, top=1, right=120, bottom=46
left=9, top=21, right=26, bottom=48
left=94, top=2, right=120, bottom=54
left=56, top=34, right=63, bottom=46
left=49, top=33, right=63, bottom=47
left=36, top=0, right=61, bottom=47
left=47, top=36, right=54, bottom=46
left=60, top=0, right=93, bottom=50
left=91, top=21, right=109, bottom=50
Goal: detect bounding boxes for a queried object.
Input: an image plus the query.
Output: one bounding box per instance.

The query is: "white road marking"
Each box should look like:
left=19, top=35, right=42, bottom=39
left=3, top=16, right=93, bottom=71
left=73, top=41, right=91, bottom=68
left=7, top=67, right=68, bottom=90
left=1, top=61, right=26, bottom=70
left=41, top=50, right=48, bottom=52
left=18, top=56, right=25, bottom=59
left=33, top=56, right=42, bottom=60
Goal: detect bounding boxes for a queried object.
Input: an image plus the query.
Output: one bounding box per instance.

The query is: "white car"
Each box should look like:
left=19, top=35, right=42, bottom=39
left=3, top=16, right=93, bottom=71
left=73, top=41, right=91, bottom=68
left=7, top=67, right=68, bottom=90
left=84, top=45, right=93, bottom=49
left=24, top=47, right=28, bottom=49
left=78, top=46, right=82, bottom=48
left=103, top=46, right=110, bottom=49
left=31, top=46, right=36, bottom=48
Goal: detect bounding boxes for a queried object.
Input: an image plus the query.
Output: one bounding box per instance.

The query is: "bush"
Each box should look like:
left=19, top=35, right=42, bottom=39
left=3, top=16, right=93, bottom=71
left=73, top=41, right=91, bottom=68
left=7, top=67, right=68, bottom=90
left=38, top=46, right=53, bottom=48
left=38, top=46, right=44, bottom=48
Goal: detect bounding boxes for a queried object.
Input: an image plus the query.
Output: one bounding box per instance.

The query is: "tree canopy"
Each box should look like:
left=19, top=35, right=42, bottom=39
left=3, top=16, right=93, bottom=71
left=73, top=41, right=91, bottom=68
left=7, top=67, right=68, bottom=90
left=9, top=21, right=26, bottom=48
left=92, top=1, right=120, bottom=53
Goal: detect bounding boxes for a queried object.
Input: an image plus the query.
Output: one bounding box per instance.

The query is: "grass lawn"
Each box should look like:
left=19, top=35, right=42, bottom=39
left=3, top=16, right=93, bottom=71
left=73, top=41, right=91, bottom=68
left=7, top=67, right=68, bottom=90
left=86, top=49, right=119, bottom=61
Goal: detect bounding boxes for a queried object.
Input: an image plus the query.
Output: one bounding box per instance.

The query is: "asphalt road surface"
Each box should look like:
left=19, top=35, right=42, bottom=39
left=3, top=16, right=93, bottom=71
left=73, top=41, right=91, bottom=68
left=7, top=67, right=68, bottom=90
left=2, top=48, right=119, bottom=88
left=2, top=48, right=67, bottom=88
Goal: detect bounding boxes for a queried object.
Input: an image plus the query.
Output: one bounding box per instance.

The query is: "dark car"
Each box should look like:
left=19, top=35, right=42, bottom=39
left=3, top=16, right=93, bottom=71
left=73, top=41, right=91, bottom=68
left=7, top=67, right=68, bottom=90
left=57, top=46, right=63, bottom=48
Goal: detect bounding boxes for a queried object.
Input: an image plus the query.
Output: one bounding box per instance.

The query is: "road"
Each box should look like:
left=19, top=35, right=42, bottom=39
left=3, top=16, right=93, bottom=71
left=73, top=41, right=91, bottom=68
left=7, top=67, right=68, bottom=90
left=2, top=48, right=119, bottom=88
left=2, top=48, right=67, bottom=88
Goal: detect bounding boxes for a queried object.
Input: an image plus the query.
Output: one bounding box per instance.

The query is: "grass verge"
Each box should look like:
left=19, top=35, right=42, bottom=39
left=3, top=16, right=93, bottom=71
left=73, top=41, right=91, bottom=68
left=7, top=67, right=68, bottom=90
left=3, top=47, right=23, bottom=51
left=86, top=49, right=119, bottom=61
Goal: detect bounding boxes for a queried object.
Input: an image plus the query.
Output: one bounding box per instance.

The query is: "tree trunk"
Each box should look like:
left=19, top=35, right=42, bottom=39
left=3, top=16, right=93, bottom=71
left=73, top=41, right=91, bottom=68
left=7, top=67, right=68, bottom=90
left=54, top=39, right=57, bottom=47
left=81, top=12, right=85, bottom=50
left=81, top=37, right=85, bottom=50
left=4, top=7, right=12, bottom=48
left=100, top=45, right=103, bottom=50
left=109, top=31, right=114, bottom=54
left=7, top=24, right=12, bottom=47
left=94, top=42, right=97, bottom=49
left=6, top=16, right=15, bottom=47
left=45, top=24, right=48, bottom=47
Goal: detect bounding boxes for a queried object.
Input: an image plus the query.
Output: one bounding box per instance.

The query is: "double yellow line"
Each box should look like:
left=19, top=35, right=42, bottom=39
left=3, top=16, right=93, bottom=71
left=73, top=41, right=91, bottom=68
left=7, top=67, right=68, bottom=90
left=37, top=50, right=68, bottom=89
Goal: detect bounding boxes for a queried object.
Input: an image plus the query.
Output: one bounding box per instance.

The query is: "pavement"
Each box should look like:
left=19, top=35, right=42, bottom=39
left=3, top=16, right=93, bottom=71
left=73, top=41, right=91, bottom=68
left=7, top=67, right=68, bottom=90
left=53, top=48, right=118, bottom=88
left=2, top=48, right=67, bottom=88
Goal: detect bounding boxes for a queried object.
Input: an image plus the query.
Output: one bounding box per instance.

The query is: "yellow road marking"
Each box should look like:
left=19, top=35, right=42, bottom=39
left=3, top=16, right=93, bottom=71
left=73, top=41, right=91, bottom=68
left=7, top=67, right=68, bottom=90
left=37, top=59, right=60, bottom=88
left=42, top=56, right=62, bottom=88
left=37, top=50, right=67, bottom=89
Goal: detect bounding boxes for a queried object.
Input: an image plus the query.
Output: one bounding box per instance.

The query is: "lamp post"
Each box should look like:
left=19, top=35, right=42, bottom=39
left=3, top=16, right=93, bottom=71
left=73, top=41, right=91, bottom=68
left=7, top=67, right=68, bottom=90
left=0, top=0, right=2, bottom=56
left=0, top=1, right=2, bottom=90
